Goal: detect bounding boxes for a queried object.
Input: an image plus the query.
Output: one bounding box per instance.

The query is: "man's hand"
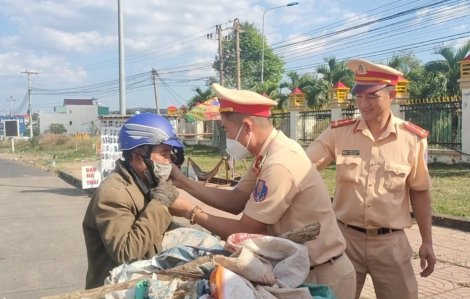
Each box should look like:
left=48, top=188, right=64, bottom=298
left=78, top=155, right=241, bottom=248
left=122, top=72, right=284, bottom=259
left=150, top=180, right=179, bottom=207
left=170, top=163, right=187, bottom=189
left=419, top=242, right=436, bottom=277
left=168, top=198, right=195, bottom=219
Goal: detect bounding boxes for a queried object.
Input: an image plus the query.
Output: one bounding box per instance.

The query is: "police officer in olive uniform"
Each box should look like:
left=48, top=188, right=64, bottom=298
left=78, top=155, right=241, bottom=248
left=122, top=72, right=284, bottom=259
left=306, top=59, right=436, bottom=299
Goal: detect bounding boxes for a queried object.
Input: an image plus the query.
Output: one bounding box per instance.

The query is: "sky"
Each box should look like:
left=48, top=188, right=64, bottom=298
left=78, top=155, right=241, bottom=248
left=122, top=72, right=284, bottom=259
left=0, top=0, right=469, bottom=115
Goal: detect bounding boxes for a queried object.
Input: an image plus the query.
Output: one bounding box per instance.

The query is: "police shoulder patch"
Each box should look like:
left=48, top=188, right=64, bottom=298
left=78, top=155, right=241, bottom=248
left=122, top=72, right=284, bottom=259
left=331, top=118, right=357, bottom=129
left=403, top=121, right=429, bottom=138
left=253, top=180, right=269, bottom=202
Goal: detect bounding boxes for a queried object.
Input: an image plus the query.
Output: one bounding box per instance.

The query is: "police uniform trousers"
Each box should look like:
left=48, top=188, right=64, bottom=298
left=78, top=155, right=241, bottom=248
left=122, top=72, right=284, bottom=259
left=338, top=221, right=418, bottom=299
left=305, top=251, right=356, bottom=299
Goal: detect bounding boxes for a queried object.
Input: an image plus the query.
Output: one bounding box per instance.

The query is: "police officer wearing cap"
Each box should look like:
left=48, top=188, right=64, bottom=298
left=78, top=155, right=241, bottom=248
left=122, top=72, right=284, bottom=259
left=170, top=83, right=356, bottom=298
left=306, top=59, right=436, bottom=299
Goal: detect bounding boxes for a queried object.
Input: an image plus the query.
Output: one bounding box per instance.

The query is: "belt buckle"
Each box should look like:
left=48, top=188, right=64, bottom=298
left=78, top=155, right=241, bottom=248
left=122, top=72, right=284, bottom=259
left=366, top=229, right=379, bottom=236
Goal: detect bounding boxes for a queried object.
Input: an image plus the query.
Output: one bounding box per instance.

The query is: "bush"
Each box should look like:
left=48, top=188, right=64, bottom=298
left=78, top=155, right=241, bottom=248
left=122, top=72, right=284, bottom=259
left=48, top=124, right=67, bottom=134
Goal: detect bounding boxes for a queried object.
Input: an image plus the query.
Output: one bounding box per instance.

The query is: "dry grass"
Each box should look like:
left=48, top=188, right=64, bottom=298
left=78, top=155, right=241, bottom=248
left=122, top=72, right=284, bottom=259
left=0, top=134, right=99, bottom=167
left=181, top=145, right=253, bottom=179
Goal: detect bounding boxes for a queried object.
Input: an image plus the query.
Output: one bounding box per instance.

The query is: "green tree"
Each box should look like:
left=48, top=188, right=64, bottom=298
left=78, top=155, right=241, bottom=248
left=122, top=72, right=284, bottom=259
left=254, top=81, right=286, bottom=109
left=215, top=21, right=284, bottom=89
left=381, top=52, right=425, bottom=100
left=383, top=51, right=422, bottom=78
left=279, top=71, right=321, bottom=107
left=423, top=40, right=470, bottom=98
left=314, top=55, right=355, bottom=107
left=316, top=55, right=355, bottom=88
left=187, top=86, right=215, bottom=109
left=48, top=123, right=67, bottom=134
left=25, top=127, right=40, bottom=137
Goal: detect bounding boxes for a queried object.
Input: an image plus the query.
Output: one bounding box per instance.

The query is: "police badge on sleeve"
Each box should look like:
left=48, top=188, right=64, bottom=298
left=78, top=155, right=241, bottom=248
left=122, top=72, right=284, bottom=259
left=253, top=180, right=268, bottom=202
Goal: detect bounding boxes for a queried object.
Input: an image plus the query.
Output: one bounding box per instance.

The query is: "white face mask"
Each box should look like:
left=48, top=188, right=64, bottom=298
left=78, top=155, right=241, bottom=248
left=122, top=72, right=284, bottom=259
left=144, top=160, right=172, bottom=184
left=226, top=124, right=252, bottom=161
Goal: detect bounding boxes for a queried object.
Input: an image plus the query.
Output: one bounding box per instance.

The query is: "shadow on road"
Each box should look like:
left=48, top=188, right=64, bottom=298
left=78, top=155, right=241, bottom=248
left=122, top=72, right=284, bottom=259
left=19, top=188, right=87, bottom=196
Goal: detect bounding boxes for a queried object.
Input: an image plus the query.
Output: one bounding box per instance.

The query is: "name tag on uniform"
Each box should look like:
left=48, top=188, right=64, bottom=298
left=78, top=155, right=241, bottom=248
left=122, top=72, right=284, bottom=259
left=342, top=150, right=360, bottom=156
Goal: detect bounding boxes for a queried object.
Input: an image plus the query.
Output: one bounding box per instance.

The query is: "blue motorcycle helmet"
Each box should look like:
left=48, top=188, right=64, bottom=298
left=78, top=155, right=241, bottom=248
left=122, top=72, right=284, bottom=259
left=119, top=113, right=184, bottom=151
left=118, top=113, right=184, bottom=187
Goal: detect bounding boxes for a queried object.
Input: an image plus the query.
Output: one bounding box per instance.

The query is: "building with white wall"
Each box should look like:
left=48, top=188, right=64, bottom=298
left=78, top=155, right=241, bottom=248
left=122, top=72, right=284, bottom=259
left=39, top=99, right=109, bottom=134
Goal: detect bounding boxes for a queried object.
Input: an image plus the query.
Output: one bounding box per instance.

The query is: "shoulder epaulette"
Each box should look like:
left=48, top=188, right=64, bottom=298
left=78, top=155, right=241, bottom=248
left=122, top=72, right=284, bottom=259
left=331, top=118, right=357, bottom=129
left=403, top=121, right=429, bottom=138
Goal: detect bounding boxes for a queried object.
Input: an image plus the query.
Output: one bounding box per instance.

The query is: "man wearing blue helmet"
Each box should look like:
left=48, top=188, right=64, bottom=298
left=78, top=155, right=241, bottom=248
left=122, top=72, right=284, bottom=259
left=82, top=113, right=189, bottom=289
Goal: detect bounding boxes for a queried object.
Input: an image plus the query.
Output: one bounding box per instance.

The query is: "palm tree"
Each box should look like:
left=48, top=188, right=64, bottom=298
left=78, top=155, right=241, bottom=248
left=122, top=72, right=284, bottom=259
left=279, top=71, right=320, bottom=107
left=316, top=55, right=355, bottom=87
left=187, top=86, right=215, bottom=109
left=423, top=40, right=470, bottom=98
left=422, top=40, right=470, bottom=148
left=315, top=55, right=355, bottom=107
left=253, top=81, right=286, bottom=109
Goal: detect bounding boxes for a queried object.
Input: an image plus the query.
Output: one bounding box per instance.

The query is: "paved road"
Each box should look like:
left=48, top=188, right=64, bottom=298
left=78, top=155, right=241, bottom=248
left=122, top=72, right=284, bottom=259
left=0, top=159, right=89, bottom=299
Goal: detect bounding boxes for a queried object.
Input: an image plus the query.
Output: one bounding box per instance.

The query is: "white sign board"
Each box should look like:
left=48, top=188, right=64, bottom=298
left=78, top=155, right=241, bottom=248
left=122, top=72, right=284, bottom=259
left=81, top=165, right=102, bottom=189
left=100, top=117, right=129, bottom=179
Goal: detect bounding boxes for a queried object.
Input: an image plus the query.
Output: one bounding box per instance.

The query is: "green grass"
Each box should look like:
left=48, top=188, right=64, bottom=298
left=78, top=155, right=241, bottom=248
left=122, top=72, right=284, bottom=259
left=427, top=163, right=470, bottom=218
left=2, top=139, right=469, bottom=218
left=189, top=146, right=470, bottom=219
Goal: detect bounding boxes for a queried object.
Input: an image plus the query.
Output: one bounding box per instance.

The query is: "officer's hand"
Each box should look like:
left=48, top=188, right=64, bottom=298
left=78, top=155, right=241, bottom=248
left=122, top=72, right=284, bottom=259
left=168, top=197, right=194, bottom=219
left=170, top=163, right=186, bottom=188
left=149, top=180, right=179, bottom=207
left=419, top=242, right=436, bottom=277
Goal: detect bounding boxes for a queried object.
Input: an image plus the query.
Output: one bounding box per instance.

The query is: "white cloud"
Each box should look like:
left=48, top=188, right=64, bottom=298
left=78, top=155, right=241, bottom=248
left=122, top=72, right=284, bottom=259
left=0, top=51, right=86, bottom=82
left=0, top=0, right=352, bottom=112
left=416, top=1, right=470, bottom=26
left=452, top=24, right=468, bottom=33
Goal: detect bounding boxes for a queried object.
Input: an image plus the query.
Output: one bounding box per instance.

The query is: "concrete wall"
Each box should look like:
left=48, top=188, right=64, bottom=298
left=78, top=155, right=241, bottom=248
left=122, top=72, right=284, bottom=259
left=427, top=149, right=463, bottom=164
left=39, top=105, right=99, bottom=134
left=458, top=77, right=470, bottom=163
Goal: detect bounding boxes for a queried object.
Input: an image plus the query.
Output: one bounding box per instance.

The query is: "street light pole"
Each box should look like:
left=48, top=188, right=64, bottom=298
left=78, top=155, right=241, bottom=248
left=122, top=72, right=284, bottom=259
left=118, top=0, right=126, bottom=115
left=261, top=2, right=299, bottom=83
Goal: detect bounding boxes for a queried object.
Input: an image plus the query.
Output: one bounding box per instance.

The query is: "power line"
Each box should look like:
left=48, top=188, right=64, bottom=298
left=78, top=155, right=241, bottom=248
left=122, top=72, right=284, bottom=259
left=281, top=6, right=466, bottom=61
left=283, top=14, right=469, bottom=68
left=41, top=25, right=217, bottom=74
left=273, top=0, right=463, bottom=53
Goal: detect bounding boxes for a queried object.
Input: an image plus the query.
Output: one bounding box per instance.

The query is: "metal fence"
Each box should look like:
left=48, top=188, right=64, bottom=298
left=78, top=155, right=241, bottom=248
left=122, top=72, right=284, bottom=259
left=342, top=106, right=361, bottom=119
left=299, top=110, right=331, bottom=143
left=400, top=100, right=462, bottom=150
left=270, top=112, right=290, bottom=137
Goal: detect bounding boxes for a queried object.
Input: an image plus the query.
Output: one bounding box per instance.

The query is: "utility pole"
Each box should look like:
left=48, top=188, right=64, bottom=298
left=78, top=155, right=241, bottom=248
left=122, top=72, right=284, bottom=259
left=207, top=25, right=228, bottom=87
left=7, top=96, right=16, bottom=117
left=118, top=0, right=126, bottom=115
left=152, top=68, right=160, bottom=114
left=217, top=25, right=225, bottom=87
left=233, top=19, right=244, bottom=90
left=21, top=69, right=38, bottom=138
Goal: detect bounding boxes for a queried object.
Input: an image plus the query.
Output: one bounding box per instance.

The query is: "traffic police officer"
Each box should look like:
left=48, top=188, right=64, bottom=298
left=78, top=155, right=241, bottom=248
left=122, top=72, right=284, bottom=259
left=170, top=83, right=356, bottom=298
left=306, top=59, right=436, bottom=299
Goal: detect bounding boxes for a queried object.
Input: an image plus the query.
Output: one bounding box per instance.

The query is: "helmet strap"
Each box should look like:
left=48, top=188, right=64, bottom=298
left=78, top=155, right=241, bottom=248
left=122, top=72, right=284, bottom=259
left=135, top=145, right=159, bottom=187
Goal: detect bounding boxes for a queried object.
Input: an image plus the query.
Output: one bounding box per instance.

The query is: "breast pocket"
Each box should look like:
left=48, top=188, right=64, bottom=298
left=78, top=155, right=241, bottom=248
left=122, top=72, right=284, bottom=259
left=383, top=161, right=411, bottom=192
left=337, top=156, right=362, bottom=183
